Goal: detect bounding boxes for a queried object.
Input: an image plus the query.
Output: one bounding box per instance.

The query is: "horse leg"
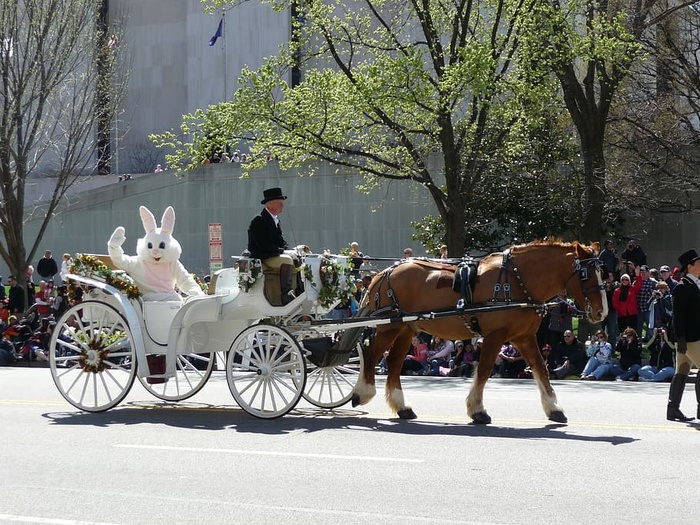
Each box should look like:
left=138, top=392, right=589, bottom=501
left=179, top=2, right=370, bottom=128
left=351, top=327, right=398, bottom=407
left=512, top=334, right=567, bottom=423
left=466, top=334, right=503, bottom=424
left=384, top=328, right=417, bottom=419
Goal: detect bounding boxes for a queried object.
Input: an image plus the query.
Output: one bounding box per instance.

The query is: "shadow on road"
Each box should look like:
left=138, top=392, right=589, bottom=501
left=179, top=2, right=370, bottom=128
left=42, top=401, right=642, bottom=446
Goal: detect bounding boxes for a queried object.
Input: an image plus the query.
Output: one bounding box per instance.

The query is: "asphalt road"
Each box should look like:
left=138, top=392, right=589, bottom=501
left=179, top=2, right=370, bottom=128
left=1, top=367, right=699, bottom=525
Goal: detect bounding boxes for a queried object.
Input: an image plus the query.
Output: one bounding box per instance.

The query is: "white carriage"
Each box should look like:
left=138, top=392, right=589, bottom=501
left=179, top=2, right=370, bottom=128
left=48, top=253, right=367, bottom=418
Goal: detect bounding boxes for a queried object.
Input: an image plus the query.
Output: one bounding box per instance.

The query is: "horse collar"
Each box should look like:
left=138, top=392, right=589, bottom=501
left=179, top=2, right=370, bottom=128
left=493, top=249, right=535, bottom=304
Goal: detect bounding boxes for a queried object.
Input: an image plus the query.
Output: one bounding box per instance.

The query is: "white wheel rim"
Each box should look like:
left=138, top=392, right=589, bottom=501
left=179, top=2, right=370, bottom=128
left=303, top=343, right=363, bottom=408
left=49, top=302, right=136, bottom=412
left=138, top=351, right=215, bottom=401
left=226, top=324, right=306, bottom=418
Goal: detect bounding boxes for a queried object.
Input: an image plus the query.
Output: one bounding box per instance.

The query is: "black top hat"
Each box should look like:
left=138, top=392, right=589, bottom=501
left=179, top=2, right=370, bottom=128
left=261, top=187, right=287, bottom=204
left=678, top=249, right=700, bottom=271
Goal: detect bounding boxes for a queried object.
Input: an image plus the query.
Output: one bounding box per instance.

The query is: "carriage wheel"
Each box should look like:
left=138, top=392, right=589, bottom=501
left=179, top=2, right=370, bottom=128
left=137, top=351, right=215, bottom=402
left=48, top=302, right=137, bottom=412
left=226, top=324, right=306, bottom=419
left=302, top=338, right=364, bottom=409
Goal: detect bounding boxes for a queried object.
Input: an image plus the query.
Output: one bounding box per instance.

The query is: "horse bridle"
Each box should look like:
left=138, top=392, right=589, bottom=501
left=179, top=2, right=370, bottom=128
left=566, top=256, right=606, bottom=316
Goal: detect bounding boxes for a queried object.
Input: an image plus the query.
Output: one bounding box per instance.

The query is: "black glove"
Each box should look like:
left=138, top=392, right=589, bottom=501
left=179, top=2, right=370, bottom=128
left=676, top=337, right=687, bottom=355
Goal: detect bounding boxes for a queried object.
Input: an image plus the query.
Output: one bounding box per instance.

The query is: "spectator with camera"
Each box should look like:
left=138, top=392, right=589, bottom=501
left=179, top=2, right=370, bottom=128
left=581, top=330, right=614, bottom=380
left=635, top=265, right=657, bottom=340
left=581, top=330, right=612, bottom=381
left=610, top=328, right=643, bottom=381
left=638, top=328, right=675, bottom=382
left=647, top=281, right=673, bottom=334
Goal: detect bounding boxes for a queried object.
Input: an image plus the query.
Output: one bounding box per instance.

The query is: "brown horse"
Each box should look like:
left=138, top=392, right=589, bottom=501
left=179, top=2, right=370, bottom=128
left=351, top=240, right=607, bottom=424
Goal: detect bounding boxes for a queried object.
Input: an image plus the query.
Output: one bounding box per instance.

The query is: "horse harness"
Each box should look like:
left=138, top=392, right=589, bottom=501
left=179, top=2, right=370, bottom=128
left=370, top=249, right=604, bottom=332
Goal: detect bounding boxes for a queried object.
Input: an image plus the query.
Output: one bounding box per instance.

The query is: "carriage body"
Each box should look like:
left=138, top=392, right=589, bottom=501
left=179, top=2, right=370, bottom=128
left=48, top=253, right=362, bottom=418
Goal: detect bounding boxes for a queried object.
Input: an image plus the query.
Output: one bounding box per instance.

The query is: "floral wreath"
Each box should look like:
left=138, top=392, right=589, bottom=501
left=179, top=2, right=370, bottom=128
left=303, top=256, right=354, bottom=308
left=238, top=258, right=262, bottom=292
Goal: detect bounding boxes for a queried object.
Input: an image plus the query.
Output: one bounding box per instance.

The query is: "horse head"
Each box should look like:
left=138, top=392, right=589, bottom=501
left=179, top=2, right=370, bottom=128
left=566, top=241, right=608, bottom=323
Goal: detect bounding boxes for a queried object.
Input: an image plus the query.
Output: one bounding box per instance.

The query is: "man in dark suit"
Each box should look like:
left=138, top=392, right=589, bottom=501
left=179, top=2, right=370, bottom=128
left=248, top=187, right=298, bottom=305
left=667, top=249, right=700, bottom=421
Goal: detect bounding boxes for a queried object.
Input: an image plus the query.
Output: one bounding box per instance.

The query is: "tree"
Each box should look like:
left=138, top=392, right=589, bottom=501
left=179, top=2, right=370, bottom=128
left=0, top=0, right=126, bottom=306
left=156, top=0, right=577, bottom=256
left=519, top=0, right=700, bottom=241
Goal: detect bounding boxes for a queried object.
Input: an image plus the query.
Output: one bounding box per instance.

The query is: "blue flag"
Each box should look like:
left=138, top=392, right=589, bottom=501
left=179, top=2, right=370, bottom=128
left=208, top=18, right=223, bottom=46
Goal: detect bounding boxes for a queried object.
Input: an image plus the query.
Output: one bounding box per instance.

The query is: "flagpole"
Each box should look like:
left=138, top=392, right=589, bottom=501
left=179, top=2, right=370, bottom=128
left=223, top=12, right=227, bottom=100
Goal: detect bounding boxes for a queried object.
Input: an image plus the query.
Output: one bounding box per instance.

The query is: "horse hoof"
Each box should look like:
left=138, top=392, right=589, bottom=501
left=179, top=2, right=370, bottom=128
left=397, top=408, right=417, bottom=419
left=549, top=411, right=568, bottom=424
left=351, top=394, right=361, bottom=408
left=471, top=412, right=491, bottom=425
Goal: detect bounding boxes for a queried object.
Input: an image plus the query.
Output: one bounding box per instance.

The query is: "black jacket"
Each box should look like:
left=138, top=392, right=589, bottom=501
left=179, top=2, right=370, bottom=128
left=37, top=257, right=58, bottom=278
left=247, top=208, right=288, bottom=261
left=671, top=275, right=700, bottom=343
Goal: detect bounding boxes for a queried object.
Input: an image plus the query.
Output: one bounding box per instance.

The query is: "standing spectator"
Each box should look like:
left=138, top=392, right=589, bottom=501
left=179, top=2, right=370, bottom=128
left=154, top=163, right=163, bottom=172
left=612, top=270, right=642, bottom=335
left=621, top=240, right=647, bottom=267
left=59, top=253, right=73, bottom=282
left=402, top=247, right=413, bottom=259
left=552, top=330, right=587, bottom=379
left=666, top=249, right=700, bottom=422
left=598, top=239, right=620, bottom=279
left=37, top=250, right=59, bottom=283
left=638, top=328, right=675, bottom=382
left=26, top=265, right=36, bottom=306
left=0, top=275, right=5, bottom=302
left=546, top=290, right=574, bottom=349
left=439, top=245, right=448, bottom=259
left=602, top=273, right=618, bottom=343
left=635, top=265, right=657, bottom=340
left=659, top=264, right=678, bottom=292
left=647, top=281, right=673, bottom=332
left=7, top=276, right=25, bottom=314
left=349, top=242, right=364, bottom=278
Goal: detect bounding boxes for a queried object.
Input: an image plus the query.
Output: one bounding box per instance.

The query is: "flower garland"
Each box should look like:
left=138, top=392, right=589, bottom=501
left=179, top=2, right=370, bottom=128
left=192, top=273, right=209, bottom=293
left=304, top=257, right=354, bottom=308
left=68, top=254, right=142, bottom=299
left=238, top=258, right=262, bottom=292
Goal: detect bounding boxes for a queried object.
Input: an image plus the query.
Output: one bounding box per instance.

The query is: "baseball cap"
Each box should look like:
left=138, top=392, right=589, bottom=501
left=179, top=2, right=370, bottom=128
left=660, top=265, right=670, bottom=272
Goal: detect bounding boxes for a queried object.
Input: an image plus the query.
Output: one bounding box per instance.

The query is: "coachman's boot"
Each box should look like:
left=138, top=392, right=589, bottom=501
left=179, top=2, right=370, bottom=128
left=279, top=264, right=296, bottom=305
left=667, top=374, right=693, bottom=422
left=696, top=373, right=700, bottom=420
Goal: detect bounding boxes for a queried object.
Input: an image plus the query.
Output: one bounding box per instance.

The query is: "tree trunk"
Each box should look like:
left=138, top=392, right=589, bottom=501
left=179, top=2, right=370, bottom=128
left=579, top=133, right=606, bottom=243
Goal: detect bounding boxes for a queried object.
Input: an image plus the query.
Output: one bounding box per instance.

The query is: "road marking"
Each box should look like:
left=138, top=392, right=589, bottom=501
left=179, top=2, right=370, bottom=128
left=114, top=443, right=424, bottom=463
left=0, top=515, right=119, bottom=525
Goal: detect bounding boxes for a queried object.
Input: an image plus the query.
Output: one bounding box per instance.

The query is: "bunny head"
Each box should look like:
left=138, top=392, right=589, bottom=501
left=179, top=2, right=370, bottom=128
left=136, top=206, right=182, bottom=265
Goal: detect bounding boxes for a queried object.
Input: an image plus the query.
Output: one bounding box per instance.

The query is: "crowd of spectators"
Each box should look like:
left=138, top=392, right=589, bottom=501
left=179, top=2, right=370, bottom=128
left=0, top=250, right=82, bottom=366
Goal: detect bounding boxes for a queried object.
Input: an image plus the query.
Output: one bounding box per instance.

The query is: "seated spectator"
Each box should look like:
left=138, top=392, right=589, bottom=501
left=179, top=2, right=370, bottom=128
left=609, top=328, right=643, bottom=381
left=450, top=340, right=475, bottom=377
left=428, top=337, right=454, bottom=375
left=581, top=330, right=613, bottom=379
left=518, top=344, right=556, bottom=379
left=496, top=342, right=526, bottom=378
left=402, top=335, right=430, bottom=375
left=552, top=330, right=587, bottom=379
left=638, top=327, right=675, bottom=382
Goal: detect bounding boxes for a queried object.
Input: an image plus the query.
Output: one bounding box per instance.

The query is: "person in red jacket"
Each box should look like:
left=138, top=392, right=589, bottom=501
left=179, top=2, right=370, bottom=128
left=612, top=267, right=643, bottom=337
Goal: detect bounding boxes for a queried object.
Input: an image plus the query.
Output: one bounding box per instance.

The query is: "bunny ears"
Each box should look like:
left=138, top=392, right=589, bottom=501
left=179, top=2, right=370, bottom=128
left=140, top=206, right=175, bottom=235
